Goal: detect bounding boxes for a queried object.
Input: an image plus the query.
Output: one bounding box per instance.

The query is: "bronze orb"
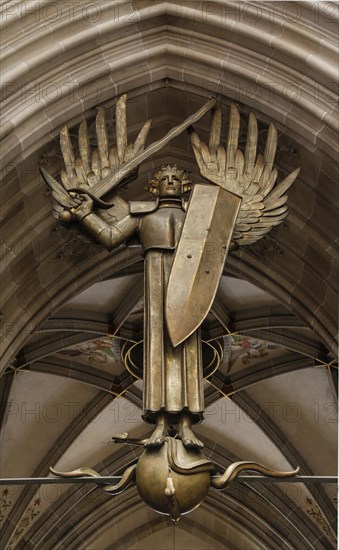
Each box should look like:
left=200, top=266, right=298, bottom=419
left=59, top=209, right=73, bottom=224
left=136, top=438, right=213, bottom=517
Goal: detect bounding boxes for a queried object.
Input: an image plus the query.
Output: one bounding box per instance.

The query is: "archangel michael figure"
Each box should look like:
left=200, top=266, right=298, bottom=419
left=41, top=95, right=300, bottom=450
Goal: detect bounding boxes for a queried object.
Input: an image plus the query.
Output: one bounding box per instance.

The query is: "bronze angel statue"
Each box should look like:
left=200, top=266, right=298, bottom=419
left=43, top=95, right=300, bottom=519
left=41, top=95, right=299, bottom=448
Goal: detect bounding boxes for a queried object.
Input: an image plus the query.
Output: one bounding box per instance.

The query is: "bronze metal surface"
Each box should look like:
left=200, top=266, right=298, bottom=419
left=136, top=438, right=211, bottom=518
left=121, top=335, right=223, bottom=380
left=50, top=464, right=136, bottom=495
left=83, top=97, right=216, bottom=199
left=189, top=103, right=300, bottom=246
left=142, top=250, right=204, bottom=424
left=41, top=95, right=301, bottom=515
left=129, top=200, right=159, bottom=214
left=211, top=461, right=300, bottom=490
left=166, top=183, right=241, bottom=347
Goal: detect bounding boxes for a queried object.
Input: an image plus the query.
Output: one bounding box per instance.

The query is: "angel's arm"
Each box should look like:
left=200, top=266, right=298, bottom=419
left=74, top=194, right=138, bottom=251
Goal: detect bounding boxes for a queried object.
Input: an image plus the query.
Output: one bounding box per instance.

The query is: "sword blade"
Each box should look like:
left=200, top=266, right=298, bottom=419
left=166, top=184, right=241, bottom=347
left=88, top=98, right=216, bottom=199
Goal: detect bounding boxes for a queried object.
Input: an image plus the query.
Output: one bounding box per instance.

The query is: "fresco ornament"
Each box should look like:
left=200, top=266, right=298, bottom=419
left=42, top=94, right=300, bottom=521
left=0, top=489, right=12, bottom=523
left=5, top=497, right=41, bottom=550
left=305, top=498, right=336, bottom=542
left=60, top=336, right=120, bottom=365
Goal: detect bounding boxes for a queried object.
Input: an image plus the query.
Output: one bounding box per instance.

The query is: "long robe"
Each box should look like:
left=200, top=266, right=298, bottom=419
left=82, top=197, right=205, bottom=424
left=139, top=202, right=204, bottom=424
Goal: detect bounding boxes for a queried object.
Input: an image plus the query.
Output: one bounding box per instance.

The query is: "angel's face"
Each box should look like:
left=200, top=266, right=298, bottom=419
left=158, top=172, right=183, bottom=197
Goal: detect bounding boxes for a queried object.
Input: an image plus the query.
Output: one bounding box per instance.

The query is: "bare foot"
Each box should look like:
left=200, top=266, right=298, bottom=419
left=178, top=425, right=204, bottom=449
left=178, top=415, right=204, bottom=449
left=145, top=415, right=168, bottom=448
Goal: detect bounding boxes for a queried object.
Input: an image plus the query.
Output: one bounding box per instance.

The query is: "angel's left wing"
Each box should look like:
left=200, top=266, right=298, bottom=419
left=189, top=103, right=300, bottom=246
left=232, top=167, right=300, bottom=245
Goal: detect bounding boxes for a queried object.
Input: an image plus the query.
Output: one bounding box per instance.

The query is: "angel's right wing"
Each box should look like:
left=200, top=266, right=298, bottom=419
left=56, top=94, right=152, bottom=193
left=40, top=94, right=152, bottom=221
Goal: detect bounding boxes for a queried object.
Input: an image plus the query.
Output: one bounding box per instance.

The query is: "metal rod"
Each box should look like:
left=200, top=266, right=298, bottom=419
left=233, top=476, right=337, bottom=484
left=0, top=476, right=337, bottom=485
left=0, top=477, right=121, bottom=485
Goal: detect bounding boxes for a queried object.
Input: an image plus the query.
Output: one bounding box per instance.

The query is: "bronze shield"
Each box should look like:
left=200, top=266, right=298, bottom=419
left=166, top=184, right=241, bottom=347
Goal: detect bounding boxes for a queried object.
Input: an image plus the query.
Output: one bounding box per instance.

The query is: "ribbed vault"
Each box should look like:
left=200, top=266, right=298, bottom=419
left=0, top=1, right=337, bottom=549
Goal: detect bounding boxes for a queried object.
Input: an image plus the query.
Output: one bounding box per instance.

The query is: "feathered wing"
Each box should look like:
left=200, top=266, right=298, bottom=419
left=40, top=95, right=152, bottom=220
left=58, top=94, right=152, bottom=191
left=189, top=103, right=300, bottom=246
left=231, top=110, right=300, bottom=245
left=232, top=167, right=300, bottom=245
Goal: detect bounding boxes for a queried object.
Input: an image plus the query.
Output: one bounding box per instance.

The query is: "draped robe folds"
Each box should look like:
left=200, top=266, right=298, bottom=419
left=138, top=202, right=204, bottom=424
left=81, top=198, right=205, bottom=424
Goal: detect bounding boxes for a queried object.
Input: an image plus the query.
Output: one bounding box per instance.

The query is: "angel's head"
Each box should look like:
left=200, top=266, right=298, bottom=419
left=145, top=165, right=191, bottom=197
